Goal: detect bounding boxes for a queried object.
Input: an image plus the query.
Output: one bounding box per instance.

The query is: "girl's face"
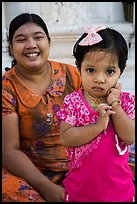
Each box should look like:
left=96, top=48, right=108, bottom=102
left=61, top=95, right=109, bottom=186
left=10, top=23, right=50, bottom=72
left=81, top=51, right=121, bottom=98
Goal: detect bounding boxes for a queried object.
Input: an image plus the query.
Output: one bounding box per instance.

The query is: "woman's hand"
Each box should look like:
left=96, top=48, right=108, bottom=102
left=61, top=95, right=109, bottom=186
left=107, top=83, right=121, bottom=105
left=40, top=181, right=65, bottom=202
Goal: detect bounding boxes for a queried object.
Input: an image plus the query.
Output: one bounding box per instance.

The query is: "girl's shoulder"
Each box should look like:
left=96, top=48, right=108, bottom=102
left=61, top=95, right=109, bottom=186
left=120, top=91, right=135, bottom=119
left=64, top=89, right=81, bottom=100
left=120, top=91, right=135, bottom=104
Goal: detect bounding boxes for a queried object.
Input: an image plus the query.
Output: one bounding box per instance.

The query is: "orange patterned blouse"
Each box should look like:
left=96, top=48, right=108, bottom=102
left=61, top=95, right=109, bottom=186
left=2, top=60, right=81, bottom=177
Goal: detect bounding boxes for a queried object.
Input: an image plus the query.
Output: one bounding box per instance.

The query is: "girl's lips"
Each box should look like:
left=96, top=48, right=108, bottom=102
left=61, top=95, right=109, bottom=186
left=92, top=87, right=104, bottom=91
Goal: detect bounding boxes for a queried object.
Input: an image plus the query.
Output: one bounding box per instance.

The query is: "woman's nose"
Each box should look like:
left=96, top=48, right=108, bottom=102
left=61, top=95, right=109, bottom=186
left=26, top=38, right=37, bottom=48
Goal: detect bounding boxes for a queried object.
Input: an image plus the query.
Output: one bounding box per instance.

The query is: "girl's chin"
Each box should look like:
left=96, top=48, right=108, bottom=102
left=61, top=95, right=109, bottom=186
left=90, top=91, right=107, bottom=98
left=94, top=93, right=108, bottom=99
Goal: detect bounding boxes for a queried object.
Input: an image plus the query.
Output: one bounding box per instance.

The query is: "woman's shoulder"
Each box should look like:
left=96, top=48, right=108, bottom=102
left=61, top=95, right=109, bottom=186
left=2, top=67, right=14, bottom=78
left=48, top=60, right=80, bottom=74
left=48, top=59, right=75, bottom=67
left=49, top=60, right=81, bottom=90
left=2, top=68, right=15, bottom=86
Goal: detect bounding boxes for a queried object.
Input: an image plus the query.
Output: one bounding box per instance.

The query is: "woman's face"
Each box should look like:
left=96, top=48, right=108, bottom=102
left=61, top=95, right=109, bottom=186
left=81, top=51, right=121, bottom=98
left=11, top=23, right=50, bottom=72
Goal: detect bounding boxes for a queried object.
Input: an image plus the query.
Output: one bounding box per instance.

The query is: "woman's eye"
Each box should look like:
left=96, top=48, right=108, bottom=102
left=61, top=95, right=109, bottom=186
left=16, top=38, right=26, bottom=42
left=35, top=36, right=44, bottom=40
left=87, top=68, right=94, bottom=73
left=107, top=69, right=115, bottom=75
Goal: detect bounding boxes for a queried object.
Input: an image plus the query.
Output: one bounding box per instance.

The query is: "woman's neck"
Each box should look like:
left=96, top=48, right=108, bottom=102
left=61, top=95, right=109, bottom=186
left=14, top=61, right=51, bottom=82
left=14, top=62, right=52, bottom=94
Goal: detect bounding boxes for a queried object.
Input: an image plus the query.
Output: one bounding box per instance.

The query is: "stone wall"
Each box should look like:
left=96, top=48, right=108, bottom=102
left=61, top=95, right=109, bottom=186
left=2, top=2, right=135, bottom=93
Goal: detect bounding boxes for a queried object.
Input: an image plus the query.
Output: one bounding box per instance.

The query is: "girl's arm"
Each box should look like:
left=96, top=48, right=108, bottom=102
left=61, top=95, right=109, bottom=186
left=107, top=83, right=135, bottom=145
left=111, top=102, right=135, bottom=145
left=2, top=113, right=65, bottom=202
left=60, top=121, right=102, bottom=147
left=60, top=104, right=115, bottom=147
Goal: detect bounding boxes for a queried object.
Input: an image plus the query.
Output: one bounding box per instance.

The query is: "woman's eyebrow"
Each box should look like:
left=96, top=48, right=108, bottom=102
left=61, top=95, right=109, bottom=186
left=14, top=31, right=45, bottom=39
left=33, top=31, right=45, bottom=35
left=14, top=34, right=25, bottom=39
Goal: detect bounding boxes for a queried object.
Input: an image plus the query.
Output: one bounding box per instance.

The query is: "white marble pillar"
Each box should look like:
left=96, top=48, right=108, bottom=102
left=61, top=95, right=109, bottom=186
left=129, top=2, right=135, bottom=59
left=2, top=2, right=12, bottom=72
left=4, top=2, right=41, bottom=26
left=119, top=2, right=135, bottom=94
left=41, top=2, right=125, bottom=26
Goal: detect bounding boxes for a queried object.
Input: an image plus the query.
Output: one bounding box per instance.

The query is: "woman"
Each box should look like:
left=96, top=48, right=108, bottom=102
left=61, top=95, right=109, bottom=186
left=2, top=13, right=81, bottom=202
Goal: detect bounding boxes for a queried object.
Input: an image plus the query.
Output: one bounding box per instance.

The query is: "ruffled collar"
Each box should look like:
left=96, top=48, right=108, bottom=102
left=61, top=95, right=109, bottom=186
left=4, top=60, right=67, bottom=107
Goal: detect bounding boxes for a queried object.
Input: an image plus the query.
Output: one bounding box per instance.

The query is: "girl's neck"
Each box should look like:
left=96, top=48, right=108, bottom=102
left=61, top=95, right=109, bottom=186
left=84, top=91, right=107, bottom=109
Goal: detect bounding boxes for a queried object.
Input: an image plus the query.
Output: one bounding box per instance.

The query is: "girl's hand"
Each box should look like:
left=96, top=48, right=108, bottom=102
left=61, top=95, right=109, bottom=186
left=107, top=83, right=121, bottom=105
left=97, top=103, right=115, bottom=130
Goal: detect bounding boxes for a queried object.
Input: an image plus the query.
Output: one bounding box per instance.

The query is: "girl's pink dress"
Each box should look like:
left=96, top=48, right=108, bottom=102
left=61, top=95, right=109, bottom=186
left=57, top=89, right=135, bottom=202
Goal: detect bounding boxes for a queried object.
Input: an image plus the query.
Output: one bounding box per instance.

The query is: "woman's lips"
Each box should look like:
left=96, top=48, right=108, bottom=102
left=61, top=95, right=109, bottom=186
left=25, top=52, right=40, bottom=57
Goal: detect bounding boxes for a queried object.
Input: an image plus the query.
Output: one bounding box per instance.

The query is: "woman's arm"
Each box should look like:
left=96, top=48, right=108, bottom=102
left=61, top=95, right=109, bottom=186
left=2, top=113, right=65, bottom=202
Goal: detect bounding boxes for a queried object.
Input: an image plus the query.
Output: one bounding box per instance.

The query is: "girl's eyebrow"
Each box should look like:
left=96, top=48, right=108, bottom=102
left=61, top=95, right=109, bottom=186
left=108, top=65, right=118, bottom=69
left=84, top=63, right=94, bottom=67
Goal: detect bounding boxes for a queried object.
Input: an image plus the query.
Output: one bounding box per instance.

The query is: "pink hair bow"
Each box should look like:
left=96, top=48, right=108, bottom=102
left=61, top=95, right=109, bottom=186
left=79, top=25, right=106, bottom=46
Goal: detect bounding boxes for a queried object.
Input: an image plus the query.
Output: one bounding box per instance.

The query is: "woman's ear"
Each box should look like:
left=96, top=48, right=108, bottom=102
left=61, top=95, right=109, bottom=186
left=9, top=43, right=14, bottom=57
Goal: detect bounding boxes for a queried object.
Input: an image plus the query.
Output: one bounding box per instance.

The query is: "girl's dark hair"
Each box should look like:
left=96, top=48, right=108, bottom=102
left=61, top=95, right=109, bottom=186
left=73, top=27, right=128, bottom=75
left=6, top=13, right=51, bottom=70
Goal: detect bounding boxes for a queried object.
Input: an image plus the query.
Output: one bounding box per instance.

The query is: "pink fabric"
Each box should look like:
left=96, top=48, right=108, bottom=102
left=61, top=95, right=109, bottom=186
left=79, top=25, right=106, bottom=46
left=57, top=89, right=135, bottom=202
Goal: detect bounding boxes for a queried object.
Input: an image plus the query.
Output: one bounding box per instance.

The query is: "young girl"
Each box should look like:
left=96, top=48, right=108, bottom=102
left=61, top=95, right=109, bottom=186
left=57, top=25, right=135, bottom=202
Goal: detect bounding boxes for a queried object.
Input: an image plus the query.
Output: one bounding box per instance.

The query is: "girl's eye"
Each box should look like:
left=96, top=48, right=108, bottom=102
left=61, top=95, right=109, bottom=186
left=87, top=68, right=94, bottom=73
left=107, top=69, right=115, bottom=75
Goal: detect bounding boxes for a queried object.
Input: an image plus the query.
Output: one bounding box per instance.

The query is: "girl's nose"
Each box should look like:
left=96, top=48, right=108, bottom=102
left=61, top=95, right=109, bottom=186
left=94, top=73, right=105, bottom=83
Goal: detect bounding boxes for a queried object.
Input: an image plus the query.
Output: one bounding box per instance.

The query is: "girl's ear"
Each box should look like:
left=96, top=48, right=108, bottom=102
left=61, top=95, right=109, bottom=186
left=120, top=64, right=127, bottom=75
left=81, top=84, right=84, bottom=90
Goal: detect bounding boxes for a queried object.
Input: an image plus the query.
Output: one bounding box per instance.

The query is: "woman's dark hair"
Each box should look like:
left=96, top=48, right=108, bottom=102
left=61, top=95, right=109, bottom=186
left=73, top=27, right=128, bottom=75
left=6, top=13, right=51, bottom=70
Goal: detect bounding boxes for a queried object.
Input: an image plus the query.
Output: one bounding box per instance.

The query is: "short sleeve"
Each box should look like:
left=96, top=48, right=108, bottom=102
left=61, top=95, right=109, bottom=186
left=121, top=92, right=135, bottom=120
left=56, top=92, right=77, bottom=126
left=2, top=88, right=17, bottom=115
